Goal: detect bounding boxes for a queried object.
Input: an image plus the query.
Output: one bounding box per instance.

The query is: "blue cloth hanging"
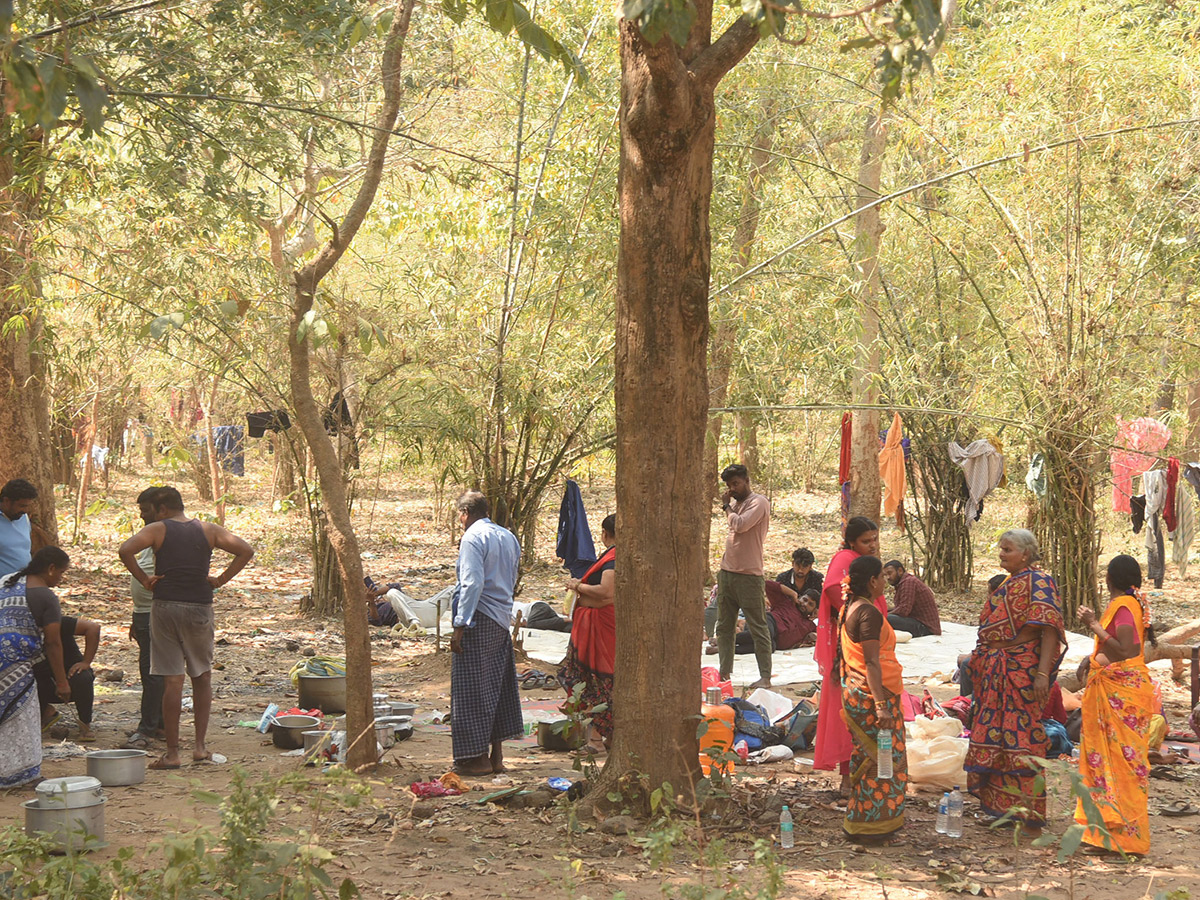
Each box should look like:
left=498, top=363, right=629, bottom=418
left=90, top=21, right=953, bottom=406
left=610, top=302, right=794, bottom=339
left=556, top=480, right=596, bottom=578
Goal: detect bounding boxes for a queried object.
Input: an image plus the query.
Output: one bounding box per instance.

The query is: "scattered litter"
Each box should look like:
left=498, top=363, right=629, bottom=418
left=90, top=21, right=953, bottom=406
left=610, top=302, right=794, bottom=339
left=41, top=741, right=90, bottom=760
left=411, top=780, right=463, bottom=798
left=546, top=777, right=572, bottom=792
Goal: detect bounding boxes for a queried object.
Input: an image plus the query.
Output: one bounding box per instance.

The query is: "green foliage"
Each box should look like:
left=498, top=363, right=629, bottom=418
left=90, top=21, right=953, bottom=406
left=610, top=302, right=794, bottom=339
left=442, top=0, right=584, bottom=75
left=0, top=768, right=362, bottom=900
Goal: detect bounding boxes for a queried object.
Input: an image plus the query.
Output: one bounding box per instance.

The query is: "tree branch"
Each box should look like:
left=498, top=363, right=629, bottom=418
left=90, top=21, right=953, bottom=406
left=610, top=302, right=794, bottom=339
left=294, top=0, right=415, bottom=296
left=689, top=17, right=761, bottom=90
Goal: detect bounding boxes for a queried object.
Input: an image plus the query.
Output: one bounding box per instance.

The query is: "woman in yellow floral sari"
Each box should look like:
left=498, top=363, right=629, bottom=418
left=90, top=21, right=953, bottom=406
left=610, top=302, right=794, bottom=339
left=1074, top=555, right=1156, bottom=855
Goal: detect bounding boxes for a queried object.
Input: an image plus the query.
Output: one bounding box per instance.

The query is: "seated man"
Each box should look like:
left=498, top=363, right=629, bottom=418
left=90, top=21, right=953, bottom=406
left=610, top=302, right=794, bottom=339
left=34, top=615, right=100, bottom=742
left=777, top=547, right=823, bottom=598
left=883, top=560, right=942, bottom=637
left=706, top=583, right=817, bottom=655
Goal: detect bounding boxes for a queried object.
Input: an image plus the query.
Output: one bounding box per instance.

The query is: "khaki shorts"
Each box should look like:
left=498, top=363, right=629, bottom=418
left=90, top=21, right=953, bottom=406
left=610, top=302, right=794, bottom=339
left=150, top=601, right=215, bottom=678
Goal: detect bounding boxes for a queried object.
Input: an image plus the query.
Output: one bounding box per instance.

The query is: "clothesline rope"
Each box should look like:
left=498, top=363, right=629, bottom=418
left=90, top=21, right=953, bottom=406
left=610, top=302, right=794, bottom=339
left=709, top=402, right=1193, bottom=469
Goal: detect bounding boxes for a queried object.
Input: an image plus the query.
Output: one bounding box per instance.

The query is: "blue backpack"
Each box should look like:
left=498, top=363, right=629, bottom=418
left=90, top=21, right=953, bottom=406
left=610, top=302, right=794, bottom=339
left=724, top=698, right=785, bottom=750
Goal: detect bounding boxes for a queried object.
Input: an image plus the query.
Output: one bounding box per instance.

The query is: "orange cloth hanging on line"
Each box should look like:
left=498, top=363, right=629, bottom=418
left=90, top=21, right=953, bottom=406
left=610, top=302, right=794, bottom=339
left=878, top=413, right=907, bottom=527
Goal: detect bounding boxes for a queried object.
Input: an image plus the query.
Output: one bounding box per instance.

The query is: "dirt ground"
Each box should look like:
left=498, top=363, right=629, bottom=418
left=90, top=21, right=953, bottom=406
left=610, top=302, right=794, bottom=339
left=3, top=456, right=1200, bottom=900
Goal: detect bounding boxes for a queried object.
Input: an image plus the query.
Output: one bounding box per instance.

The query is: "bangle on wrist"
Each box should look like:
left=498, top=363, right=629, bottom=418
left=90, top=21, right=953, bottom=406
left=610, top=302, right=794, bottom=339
left=1036, top=670, right=1049, bottom=678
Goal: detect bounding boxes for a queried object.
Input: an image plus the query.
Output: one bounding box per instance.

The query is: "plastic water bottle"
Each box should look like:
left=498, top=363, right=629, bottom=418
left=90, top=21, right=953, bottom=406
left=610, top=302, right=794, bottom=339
left=935, top=792, right=949, bottom=834
left=733, top=739, right=749, bottom=763
left=876, top=730, right=893, bottom=779
left=779, top=805, right=794, bottom=849
left=256, top=702, right=279, bottom=734
left=946, top=786, right=964, bottom=838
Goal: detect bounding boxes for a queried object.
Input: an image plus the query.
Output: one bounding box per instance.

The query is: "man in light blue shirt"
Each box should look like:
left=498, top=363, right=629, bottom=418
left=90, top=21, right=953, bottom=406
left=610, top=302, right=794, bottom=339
left=449, top=490, right=524, bottom=776
left=0, top=478, right=37, bottom=575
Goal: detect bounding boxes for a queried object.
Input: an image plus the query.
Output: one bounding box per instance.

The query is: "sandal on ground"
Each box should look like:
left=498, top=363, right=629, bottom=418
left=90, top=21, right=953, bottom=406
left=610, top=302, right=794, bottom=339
left=1150, top=765, right=1186, bottom=782
left=1160, top=800, right=1199, bottom=817
left=40, top=712, right=60, bottom=734
left=123, top=733, right=151, bottom=750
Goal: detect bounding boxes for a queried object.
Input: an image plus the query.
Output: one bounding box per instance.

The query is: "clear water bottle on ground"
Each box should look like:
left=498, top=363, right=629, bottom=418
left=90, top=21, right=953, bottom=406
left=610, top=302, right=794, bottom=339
left=935, top=792, right=949, bottom=834
left=946, top=786, right=964, bottom=838
left=780, top=805, right=794, bottom=849
left=876, top=729, right=893, bottom=779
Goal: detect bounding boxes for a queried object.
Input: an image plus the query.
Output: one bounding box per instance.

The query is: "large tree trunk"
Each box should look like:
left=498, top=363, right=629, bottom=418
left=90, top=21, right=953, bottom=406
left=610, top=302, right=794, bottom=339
left=0, top=131, right=57, bottom=541
left=600, top=8, right=759, bottom=805
left=848, top=110, right=887, bottom=522
left=285, top=0, right=414, bottom=773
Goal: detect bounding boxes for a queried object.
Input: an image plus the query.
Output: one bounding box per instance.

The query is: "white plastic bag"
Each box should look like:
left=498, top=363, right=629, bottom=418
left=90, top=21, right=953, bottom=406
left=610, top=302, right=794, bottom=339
left=907, top=716, right=963, bottom=741
left=905, top=733, right=968, bottom=789
left=747, top=745, right=794, bottom=765
left=744, top=688, right=794, bottom=723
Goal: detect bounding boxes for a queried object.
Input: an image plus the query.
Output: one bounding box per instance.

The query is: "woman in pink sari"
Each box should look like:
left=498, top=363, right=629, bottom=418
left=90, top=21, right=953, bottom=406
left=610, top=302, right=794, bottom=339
left=814, top=516, right=887, bottom=795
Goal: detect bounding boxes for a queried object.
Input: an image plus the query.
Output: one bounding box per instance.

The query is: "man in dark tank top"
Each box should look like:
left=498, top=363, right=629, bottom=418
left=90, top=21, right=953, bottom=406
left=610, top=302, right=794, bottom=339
left=118, top=486, right=254, bottom=770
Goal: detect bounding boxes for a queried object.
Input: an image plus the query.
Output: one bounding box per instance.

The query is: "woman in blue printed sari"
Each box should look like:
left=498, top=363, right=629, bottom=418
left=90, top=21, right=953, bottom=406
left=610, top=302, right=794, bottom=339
left=0, top=547, right=71, bottom=788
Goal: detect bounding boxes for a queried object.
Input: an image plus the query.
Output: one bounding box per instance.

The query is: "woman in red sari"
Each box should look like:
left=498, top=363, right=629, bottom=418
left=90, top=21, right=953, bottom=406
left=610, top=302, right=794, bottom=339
left=965, top=528, right=1064, bottom=825
left=559, top=514, right=616, bottom=755
left=814, top=516, right=886, bottom=796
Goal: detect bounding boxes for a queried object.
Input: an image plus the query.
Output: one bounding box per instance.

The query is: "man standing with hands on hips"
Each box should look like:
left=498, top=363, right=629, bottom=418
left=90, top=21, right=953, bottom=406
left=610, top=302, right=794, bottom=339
left=119, top=486, right=254, bottom=770
left=715, top=464, right=772, bottom=690
left=449, top=490, right=523, bottom=776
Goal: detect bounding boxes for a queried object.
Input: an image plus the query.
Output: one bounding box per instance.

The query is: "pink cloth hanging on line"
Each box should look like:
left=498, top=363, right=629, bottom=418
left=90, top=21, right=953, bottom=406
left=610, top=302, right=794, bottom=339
left=1110, top=416, right=1170, bottom=513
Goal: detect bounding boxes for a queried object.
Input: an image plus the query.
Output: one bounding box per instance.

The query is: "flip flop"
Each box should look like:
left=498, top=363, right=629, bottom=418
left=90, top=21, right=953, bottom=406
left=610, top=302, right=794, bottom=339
left=1150, top=765, right=1186, bottom=782
left=149, top=758, right=182, bottom=770
left=1160, top=800, right=1198, bottom=817
left=123, top=733, right=151, bottom=750
left=192, top=752, right=227, bottom=765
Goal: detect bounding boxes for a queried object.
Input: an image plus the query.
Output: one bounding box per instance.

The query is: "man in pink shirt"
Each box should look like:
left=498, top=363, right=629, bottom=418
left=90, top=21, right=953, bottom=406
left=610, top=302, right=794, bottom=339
left=715, top=464, right=772, bottom=688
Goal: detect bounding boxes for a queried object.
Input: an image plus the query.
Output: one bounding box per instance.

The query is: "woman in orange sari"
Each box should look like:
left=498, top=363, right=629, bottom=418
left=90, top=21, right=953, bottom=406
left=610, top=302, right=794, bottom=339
left=559, top=514, right=616, bottom=755
left=839, top=555, right=907, bottom=841
left=965, top=529, right=1064, bottom=824
left=1074, top=555, right=1155, bottom=855
left=814, top=516, right=886, bottom=796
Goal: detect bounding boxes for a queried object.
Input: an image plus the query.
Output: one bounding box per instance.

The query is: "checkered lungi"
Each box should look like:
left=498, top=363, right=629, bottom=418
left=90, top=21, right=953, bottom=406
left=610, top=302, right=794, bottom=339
left=450, top=613, right=523, bottom=761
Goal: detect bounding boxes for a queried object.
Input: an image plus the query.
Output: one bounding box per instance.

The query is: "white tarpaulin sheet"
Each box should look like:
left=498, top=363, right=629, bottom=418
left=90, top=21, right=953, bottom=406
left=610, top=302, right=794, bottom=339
left=518, top=621, right=1096, bottom=688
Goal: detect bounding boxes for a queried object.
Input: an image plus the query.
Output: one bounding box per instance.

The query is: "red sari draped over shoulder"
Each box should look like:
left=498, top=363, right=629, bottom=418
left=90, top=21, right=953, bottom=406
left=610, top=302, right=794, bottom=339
left=558, top=546, right=616, bottom=740
left=813, top=548, right=887, bottom=772
left=569, top=546, right=616, bottom=675
left=965, top=567, right=1065, bottom=823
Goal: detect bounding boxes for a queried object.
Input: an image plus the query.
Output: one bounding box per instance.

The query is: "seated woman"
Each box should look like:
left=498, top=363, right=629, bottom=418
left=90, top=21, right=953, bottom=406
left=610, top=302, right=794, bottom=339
left=0, top=546, right=71, bottom=788
left=35, top=615, right=100, bottom=741
left=1074, top=555, right=1156, bottom=855
left=838, top=555, right=907, bottom=842
left=558, top=514, right=616, bottom=754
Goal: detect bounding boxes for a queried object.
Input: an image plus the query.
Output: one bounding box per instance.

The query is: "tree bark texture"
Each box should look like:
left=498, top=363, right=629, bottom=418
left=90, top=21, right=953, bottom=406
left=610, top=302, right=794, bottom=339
left=703, top=103, right=776, bottom=577
left=0, top=130, right=57, bottom=541
left=286, top=0, right=414, bottom=773
left=603, top=8, right=759, bottom=803
left=848, top=110, right=887, bottom=522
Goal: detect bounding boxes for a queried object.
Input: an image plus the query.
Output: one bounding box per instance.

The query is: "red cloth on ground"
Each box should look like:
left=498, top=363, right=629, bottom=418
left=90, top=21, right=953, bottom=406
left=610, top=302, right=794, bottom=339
left=1166, top=457, right=1180, bottom=532
left=765, top=580, right=816, bottom=650
left=570, top=546, right=616, bottom=675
